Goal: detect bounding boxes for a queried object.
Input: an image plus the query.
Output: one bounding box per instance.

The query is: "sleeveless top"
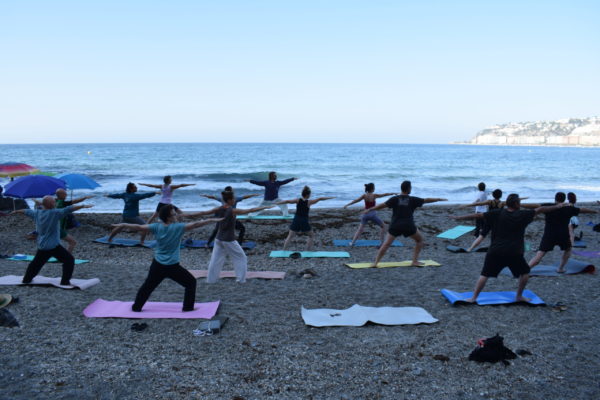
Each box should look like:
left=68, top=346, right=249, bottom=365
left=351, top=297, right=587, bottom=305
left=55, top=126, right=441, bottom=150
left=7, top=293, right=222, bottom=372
left=364, top=199, right=376, bottom=209
left=489, top=199, right=502, bottom=210
left=296, top=198, right=309, bottom=217
left=216, top=206, right=236, bottom=242
left=160, top=184, right=173, bottom=204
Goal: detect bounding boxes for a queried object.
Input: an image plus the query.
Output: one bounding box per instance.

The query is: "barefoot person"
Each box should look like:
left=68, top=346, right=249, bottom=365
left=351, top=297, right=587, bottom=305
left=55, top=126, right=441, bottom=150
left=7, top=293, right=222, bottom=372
left=567, top=192, right=580, bottom=246
left=138, top=176, right=195, bottom=223
left=201, top=187, right=259, bottom=246
left=55, top=188, right=94, bottom=253
left=106, top=183, right=158, bottom=245
left=528, top=192, right=597, bottom=273
left=453, top=194, right=564, bottom=302
left=206, top=191, right=275, bottom=283
left=248, top=171, right=297, bottom=215
left=344, top=183, right=395, bottom=246
left=110, top=205, right=221, bottom=312
left=369, top=181, right=446, bottom=267
left=11, top=195, right=93, bottom=285
left=280, top=186, right=334, bottom=250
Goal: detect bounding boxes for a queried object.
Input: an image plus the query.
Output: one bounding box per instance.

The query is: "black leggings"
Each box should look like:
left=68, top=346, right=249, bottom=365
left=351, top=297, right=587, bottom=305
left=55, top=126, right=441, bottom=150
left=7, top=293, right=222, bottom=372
left=207, top=220, right=245, bottom=245
left=133, top=259, right=197, bottom=312
left=23, top=245, right=74, bottom=285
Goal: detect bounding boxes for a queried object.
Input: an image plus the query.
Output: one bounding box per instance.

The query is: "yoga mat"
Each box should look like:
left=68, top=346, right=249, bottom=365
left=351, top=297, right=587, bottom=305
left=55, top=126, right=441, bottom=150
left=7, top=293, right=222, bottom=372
left=7, top=254, right=89, bottom=264
left=183, top=240, right=256, bottom=250
left=333, top=239, right=403, bottom=247
left=0, top=275, right=100, bottom=290
left=437, top=225, right=475, bottom=239
left=446, top=245, right=487, bottom=253
left=237, top=215, right=293, bottom=220
left=500, top=259, right=595, bottom=277
left=573, top=240, right=586, bottom=248
left=440, top=289, right=545, bottom=306
left=83, top=299, right=220, bottom=319
left=270, top=251, right=350, bottom=258
left=573, top=250, right=600, bottom=258
left=345, top=260, right=442, bottom=269
left=301, top=304, right=438, bottom=327
left=94, top=236, right=142, bottom=247
left=189, top=270, right=286, bottom=280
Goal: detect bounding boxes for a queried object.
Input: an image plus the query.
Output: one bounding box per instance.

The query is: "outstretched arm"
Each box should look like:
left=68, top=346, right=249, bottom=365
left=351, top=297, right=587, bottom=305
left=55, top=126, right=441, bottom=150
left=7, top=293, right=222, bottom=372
left=458, top=200, right=490, bottom=209
left=184, top=218, right=223, bottom=231
left=578, top=207, right=597, bottom=214
left=423, top=198, right=447, bottom=204
left=362, top=202, right=388, bottom=214
left=171, top=183, right=195, bottom=190
left=374, top=192, right=395, bottom=199
left=520, top=203, right=541, bottom=209
left=234, top=205, right=275, bottom=215
left=276, top=199, right=298, bottom=205
left=241, top=194, right=260, bottom=200
left=200, top=194, right=219, bottom=201
left=70, top=204, right=94, bottom=213
left=534, top=203, right=564, bottom=216
left=309, top=196, right=335, bottom=206
left=71, top=195, right=95, bottom=205
left=247, top=179, right=266, bottom=187
left=343, top=194, right=365, bottom=208
left=183, top=207, right=221, bottom=218
left=451, top=212, right=484, bottom=221
left=138, top=183, right=162, bottom=189
left=279, top=177, right=297, bottom=186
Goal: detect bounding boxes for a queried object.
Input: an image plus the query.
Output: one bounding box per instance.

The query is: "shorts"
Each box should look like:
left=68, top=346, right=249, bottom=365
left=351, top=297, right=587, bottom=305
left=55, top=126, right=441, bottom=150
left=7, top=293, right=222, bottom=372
left=474, top=219, right=491, bottom=238
left=388, top=223, right=417, bottom=238
left=155, top=202, right=181, bottom=213
left=361, top=210, right=384, bottom=227
left=569, top=216, right=579, bottom=228
left=123, top=216, right=146, bottom=225
left=538, top=234, right=571, bottom=252
left=481, top=252, right=530, bottom=278
left=290, top=216, right=311, bottom=233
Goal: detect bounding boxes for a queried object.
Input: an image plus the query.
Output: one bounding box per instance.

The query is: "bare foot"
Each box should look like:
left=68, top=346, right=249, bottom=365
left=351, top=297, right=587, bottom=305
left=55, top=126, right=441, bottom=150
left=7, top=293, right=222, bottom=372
left=516, top=296, right=531, bottom=303
left=464, top=298, right=477, bottom=304
left=411, top=261, right=425, bottom=267
left=371, top=263, right=378, bottom=268
left=557, top=268, right=566, bottom=273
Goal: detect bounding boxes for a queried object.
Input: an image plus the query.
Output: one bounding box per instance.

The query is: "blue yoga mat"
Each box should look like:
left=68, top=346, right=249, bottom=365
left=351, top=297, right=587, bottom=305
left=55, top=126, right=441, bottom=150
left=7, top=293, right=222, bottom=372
left=437, top=225, right=475, bottom=239
left=573, top=240, right=586, bottom=248
left=270, top=250, right=350, bottom=258
left=500, top=259, right=595, bottom=277
left=94, top=236, right=156, bottom=248
left=332, top=239, right=403, bottom=247
left=182, top=239, right=256, bottom=250
left=441, top=289, right=545, bottom=305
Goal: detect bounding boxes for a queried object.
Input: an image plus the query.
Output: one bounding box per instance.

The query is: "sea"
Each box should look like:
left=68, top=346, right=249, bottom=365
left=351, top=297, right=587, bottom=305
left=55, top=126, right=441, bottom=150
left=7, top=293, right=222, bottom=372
left=1, top=143, right=599, bottom=212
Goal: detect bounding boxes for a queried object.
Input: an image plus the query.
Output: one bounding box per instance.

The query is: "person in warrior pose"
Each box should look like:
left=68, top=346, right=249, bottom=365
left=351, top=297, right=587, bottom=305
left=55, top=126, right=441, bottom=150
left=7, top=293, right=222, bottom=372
left=138, top=175, right=195, bottom=223
left=55, top=188, right=94, bottom=253
left=248, top=171, right=297, bottom=215
left=11, top=196, right=93, bottom=285
left=528, top=192, right=596, bottom=273
left=201, top=187, right=259, bottom=246
left=110, top=205, right=221, bottom=311
left=368, top=181, right=446, bottom=267
left=452, top=194, right=564, bottom=302
left=106, top=183, right=158, bottom=245
left=280, top=186, right=334, bottom=250
left=343, top=183, right=395, bottom=246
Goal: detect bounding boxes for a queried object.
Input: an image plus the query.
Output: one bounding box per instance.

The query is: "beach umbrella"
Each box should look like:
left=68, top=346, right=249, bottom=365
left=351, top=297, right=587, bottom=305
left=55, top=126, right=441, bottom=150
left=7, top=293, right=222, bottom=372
left=0, top=162, right=39, bottom=178
left=4, top=175, right=66, bottom=199
left=55, top=173, right=101, bottom=190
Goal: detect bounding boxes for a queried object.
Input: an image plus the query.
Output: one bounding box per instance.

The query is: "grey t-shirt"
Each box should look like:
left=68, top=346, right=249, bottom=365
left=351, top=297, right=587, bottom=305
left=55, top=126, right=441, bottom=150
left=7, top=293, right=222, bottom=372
left=216, top=206, right=236, bottom=242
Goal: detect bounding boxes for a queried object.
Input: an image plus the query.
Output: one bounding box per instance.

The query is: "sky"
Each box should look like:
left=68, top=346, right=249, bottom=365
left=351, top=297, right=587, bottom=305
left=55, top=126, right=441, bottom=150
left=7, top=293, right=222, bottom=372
left=1, top=0, right=599, bottom=144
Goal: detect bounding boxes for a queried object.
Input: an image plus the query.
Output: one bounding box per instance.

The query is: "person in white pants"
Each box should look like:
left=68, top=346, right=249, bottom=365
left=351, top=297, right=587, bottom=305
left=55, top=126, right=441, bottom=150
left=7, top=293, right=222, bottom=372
left=207, top=190, right=274, bottom=283
left=247, top=172, right=298, bottom=216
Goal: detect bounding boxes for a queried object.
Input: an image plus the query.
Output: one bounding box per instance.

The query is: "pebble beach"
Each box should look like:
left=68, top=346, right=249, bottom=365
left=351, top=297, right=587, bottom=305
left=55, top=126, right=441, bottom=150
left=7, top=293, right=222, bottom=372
left=1, top=205, right=599, bottom=399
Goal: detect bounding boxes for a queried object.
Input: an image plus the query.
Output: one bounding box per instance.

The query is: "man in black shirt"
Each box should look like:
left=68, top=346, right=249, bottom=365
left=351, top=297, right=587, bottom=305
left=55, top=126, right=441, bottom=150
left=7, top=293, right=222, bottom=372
left=367, top=181, right=446, bottom=267
left=453, top=194, right=563, bottom=302
left=528, top=192, right=597, bottom=272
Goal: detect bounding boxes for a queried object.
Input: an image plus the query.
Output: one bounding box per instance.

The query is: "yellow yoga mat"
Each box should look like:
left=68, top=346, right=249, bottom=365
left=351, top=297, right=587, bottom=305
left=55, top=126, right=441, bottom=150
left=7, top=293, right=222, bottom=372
left=345, top=260, right=442, bottom=269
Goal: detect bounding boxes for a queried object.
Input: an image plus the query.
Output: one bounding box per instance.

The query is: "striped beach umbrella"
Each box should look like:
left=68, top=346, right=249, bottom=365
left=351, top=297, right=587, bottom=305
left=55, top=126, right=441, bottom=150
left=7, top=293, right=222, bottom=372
left=0, top=162, right=39, bottom=178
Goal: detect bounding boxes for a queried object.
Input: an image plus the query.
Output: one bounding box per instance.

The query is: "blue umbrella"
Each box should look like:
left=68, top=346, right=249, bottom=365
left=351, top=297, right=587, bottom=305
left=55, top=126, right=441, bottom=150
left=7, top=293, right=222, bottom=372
left=4, top=175, right=66, bottom=199
left=55, top=173, right=101, bottom=190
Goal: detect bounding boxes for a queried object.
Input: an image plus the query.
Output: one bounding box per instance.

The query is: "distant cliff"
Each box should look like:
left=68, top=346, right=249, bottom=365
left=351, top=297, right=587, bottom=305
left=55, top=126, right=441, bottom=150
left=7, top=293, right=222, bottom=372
left=469, top=116, right=600, bottom=146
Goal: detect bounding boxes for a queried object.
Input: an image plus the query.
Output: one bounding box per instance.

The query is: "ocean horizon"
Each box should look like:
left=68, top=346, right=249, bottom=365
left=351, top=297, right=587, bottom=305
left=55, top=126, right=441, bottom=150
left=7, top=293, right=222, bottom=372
left=2, top=142, right=599, bottom=212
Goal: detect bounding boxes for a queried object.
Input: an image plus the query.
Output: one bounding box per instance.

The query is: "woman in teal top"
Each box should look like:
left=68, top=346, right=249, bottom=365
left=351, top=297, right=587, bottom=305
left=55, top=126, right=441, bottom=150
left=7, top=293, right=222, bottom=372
left=110, top=205, right=221, bottom=312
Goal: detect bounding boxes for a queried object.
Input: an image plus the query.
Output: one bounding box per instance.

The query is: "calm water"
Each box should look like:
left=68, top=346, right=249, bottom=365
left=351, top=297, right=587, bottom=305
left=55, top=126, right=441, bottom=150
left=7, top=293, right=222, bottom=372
left=1, top=143, right=599, bottom=212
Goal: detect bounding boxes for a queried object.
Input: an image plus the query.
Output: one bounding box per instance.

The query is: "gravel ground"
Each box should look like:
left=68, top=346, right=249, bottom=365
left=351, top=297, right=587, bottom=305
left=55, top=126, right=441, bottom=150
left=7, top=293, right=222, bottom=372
left=1, top=205, right=599, bottom=399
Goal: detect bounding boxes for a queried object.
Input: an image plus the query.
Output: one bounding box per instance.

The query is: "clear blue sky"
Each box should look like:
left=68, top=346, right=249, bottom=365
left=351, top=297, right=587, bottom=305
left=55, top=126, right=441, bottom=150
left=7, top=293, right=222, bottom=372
left=1, top=0, right=598, bottom=144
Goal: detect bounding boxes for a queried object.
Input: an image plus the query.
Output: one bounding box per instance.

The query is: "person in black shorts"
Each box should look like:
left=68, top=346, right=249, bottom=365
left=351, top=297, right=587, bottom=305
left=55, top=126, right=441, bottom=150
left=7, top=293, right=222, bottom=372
left=453, top=194, right=563, bottom=302
left=367, top=181, right=446, bottom=266
left=280, top=186, right=334, bottom=250
left=528, top=192, right=597, bottom=273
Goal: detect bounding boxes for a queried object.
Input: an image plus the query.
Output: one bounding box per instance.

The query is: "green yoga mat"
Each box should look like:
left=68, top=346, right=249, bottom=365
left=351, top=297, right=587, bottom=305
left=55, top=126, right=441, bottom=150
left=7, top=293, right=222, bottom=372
left=270, top=251, right=350, bottom=258
left=437, top=225, right=475, bottom=239
left=7, top=254, right=90, bottom=264
left=237, top=215, right=293, bottom=220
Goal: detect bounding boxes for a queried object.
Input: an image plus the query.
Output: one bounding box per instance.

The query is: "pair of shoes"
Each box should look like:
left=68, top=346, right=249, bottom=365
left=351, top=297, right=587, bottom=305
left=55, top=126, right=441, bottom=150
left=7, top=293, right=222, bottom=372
left=131, top=322, right=148, bottom=331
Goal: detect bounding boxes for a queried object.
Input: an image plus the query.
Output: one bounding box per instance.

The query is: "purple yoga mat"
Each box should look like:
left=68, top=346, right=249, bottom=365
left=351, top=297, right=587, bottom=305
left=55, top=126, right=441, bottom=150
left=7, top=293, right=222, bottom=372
left=572, top=250, right=600, bottom=258
left=83, top=299, right=220, bottom=319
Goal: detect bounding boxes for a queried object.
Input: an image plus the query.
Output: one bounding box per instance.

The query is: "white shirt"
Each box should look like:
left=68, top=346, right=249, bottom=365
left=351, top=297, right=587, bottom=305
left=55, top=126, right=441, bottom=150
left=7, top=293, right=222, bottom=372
left=475, top=191, right=488, bottom=213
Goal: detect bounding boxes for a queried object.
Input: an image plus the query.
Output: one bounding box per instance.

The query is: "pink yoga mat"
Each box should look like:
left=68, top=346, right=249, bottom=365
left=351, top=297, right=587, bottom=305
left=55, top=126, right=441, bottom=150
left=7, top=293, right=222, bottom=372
left=83, top=299, right=220, bottom=319
left=188, top=270, right=286, bottom=280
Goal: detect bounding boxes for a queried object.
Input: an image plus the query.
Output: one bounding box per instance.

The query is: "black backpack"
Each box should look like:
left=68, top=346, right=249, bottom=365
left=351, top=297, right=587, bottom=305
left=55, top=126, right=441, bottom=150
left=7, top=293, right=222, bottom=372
left=469, top=334, right=516, bottom=364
